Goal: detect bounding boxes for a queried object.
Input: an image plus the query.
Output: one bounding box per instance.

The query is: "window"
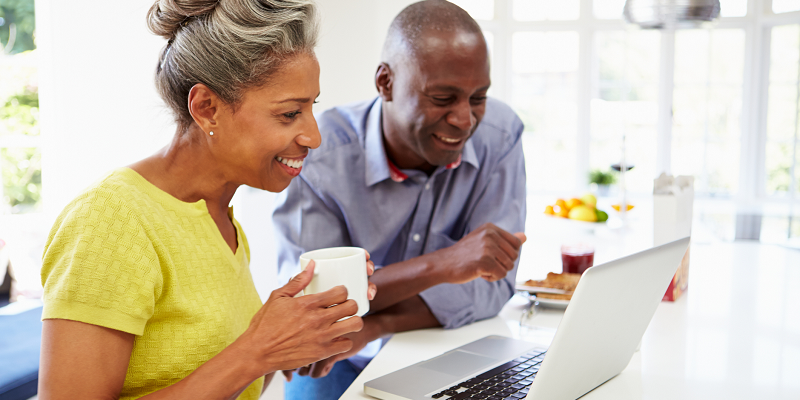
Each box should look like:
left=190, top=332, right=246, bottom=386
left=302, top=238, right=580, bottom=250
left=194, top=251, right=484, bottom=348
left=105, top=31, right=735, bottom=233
left=449, top=0, right=495, bottom=21
left=450, top=0, right=800, bottom=209
left=672, top=29, right=745, bottom=196
left=765, top=24, right=800, bottom=198
left=591, top=30, right=660, bottom=194
left=0, top=0, right=39, bottom=215
left=512, top=32, right=580, bottom=192
left=773, top=0, right=800, bottom=14
left=513, top=0, right=580, bottom=21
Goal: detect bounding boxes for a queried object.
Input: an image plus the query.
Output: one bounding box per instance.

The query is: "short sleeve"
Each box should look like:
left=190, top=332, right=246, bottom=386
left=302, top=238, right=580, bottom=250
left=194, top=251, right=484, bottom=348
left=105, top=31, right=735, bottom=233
left=40, top=187, right=163, bottom=336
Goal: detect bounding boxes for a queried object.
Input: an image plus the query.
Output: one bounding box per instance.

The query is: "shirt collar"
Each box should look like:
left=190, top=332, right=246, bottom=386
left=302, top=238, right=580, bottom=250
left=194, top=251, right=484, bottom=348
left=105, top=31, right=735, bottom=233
left=364, top=98, right=480, bottom=186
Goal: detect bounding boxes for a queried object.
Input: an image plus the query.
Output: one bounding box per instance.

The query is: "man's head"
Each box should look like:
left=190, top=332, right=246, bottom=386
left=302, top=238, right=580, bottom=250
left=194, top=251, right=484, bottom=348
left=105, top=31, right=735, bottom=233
left=376, top=0, right=490, bottom=172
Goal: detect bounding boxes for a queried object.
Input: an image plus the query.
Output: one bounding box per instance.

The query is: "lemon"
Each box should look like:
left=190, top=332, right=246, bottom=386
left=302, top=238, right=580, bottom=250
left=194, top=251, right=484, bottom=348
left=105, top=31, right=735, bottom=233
left=568, top=205, right=597, bottom=222
left=580, top=193, right=597, bottom=208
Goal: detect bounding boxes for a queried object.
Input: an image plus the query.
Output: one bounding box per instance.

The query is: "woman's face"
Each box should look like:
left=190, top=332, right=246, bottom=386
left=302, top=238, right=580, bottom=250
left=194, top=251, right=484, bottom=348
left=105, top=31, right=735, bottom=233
left=214, top=53, right=321, bottom=193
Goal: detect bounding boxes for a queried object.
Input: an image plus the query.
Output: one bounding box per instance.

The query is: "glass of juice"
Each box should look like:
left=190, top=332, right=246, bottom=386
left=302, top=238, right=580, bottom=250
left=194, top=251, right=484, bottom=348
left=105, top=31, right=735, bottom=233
left=561, top=244, right=595, bottom=274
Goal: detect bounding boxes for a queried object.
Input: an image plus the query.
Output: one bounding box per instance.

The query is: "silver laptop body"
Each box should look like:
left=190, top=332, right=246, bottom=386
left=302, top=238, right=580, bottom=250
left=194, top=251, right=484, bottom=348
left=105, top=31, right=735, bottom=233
left=364, top=237, right=690, bottom=400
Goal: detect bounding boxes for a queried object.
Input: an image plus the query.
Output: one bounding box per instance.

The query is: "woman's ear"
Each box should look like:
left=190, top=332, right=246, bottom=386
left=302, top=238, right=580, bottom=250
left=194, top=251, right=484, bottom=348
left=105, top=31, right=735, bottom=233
left=187, top=84, right=221, bottom=133
left=375, top=62, right=394, bottom=102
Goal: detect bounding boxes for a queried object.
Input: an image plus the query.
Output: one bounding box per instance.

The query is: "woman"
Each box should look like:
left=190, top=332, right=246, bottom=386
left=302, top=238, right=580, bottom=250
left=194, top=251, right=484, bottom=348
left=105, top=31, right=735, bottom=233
left=38, top=0, right=374, bottom=399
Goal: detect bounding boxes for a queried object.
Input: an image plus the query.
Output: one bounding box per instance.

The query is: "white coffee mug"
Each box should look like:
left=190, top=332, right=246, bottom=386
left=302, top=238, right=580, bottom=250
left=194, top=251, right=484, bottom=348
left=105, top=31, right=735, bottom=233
left=299, top=247, right=370, bottom=317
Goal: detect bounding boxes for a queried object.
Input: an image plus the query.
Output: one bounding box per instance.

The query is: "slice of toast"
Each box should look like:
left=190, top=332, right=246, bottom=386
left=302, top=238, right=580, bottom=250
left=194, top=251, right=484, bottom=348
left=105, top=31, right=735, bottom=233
left=524, top=272, right=582, bottom=300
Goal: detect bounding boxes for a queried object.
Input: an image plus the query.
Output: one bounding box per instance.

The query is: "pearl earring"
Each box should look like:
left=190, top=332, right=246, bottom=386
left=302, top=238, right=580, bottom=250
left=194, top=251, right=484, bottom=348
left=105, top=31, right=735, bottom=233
left=209, top=131, right=214, bottom=136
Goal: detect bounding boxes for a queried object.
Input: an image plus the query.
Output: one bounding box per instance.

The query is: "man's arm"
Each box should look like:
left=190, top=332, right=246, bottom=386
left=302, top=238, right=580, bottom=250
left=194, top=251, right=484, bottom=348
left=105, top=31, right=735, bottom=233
left=368, top=224, right=526, bottom=313
left=369, top=128, right=527, bottom=326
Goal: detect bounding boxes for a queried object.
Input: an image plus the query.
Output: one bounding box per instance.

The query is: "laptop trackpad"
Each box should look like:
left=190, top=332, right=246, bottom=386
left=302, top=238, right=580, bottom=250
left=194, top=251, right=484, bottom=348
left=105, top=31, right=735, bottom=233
left=418, top=350, right=497, bottom=377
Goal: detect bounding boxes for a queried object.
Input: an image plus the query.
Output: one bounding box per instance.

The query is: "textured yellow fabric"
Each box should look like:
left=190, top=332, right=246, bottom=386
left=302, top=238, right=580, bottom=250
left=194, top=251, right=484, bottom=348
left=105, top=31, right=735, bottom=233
left=41, top=168, right=264, bottom=400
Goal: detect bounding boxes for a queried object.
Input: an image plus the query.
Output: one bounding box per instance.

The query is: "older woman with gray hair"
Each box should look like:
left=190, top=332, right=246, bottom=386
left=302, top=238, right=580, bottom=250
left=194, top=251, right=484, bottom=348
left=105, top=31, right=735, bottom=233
left=37, top=1, right=374, bottom=399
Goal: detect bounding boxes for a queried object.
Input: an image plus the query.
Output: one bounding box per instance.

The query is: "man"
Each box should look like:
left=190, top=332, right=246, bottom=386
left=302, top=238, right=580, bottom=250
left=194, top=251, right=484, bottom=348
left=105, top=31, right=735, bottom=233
left=273, top=1, right=527, bottom=399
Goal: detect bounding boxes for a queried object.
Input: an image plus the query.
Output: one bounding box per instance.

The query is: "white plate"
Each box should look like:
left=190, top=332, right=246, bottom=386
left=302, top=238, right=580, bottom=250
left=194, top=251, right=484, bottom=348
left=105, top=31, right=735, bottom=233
left=514, top=283, right=571, bottom=295
left=532, top=296, right=570, bottom=309
left=516, top=285, right=571, bottom=308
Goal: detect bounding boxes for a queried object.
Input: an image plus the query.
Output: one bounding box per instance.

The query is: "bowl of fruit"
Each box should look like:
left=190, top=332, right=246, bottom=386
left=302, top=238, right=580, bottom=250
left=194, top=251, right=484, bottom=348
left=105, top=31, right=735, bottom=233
left=544, top=193, right=608, bottom=224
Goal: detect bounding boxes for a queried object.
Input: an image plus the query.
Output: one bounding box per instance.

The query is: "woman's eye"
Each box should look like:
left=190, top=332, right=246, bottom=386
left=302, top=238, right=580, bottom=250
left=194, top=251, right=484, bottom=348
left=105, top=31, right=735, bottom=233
left=283, top=111, right=301, bottom=119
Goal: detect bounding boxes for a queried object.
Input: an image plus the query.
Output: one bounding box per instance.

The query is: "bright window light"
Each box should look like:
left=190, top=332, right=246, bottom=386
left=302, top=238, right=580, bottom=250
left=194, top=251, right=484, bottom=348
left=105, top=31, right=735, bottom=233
left=513, top=0, right=580, bottom=21
left=511, top=32, right=580, bottom=192
left=720, top=0, right=748, bottom=17
left=773, top=0, right=800, bottom=13
left=594, top=0, right=627, bottom=19
left=672, top=29, right=745, bottom=196
left=591, top=30, right=661, bottom=194
left=448, top=0, right=495, bottom=20
left=765, top=24, right=800, bottom=197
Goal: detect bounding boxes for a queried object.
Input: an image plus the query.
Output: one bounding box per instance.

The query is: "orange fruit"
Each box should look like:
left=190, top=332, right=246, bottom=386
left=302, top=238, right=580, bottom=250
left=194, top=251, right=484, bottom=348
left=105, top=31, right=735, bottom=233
left=555, top=199, right=567, bottom=210
left=544, top=205, right=555, bottom=215
left=556, top=205, right=570, bottom=218
left=566, top=198, right=582, bottom=210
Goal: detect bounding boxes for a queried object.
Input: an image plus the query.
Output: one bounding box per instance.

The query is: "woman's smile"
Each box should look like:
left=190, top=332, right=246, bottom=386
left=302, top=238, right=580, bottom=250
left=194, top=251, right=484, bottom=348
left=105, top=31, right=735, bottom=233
left=275, top=155, right=306, bottom=177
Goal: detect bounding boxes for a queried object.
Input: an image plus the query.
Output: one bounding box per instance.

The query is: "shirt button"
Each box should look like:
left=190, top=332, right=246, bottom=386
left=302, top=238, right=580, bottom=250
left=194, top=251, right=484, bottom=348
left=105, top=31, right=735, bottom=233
left=412, top=234, right=421, bottom=242
left=425, top=183, right=431, bottom=190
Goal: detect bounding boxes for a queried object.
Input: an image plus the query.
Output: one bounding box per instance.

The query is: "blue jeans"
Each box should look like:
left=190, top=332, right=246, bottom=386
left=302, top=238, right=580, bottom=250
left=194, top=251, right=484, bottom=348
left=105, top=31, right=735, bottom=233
left=284, top=360, right=362, bottom=400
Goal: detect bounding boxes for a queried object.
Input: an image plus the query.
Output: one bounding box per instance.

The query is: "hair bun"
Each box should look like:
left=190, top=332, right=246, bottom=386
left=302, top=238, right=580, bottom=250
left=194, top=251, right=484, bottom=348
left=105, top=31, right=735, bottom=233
left=147, top=0, right=219, bottom=40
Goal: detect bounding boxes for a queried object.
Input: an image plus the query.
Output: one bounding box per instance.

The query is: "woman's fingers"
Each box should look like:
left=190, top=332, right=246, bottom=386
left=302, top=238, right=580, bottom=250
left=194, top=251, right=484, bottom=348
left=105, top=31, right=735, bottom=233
left=326, top=299, right=360, bottom=322
left=328, top=314, right=363, bottom=338
left=368, top=282, right=377, bottom=300
left=275, top=261, right=315, bottom=298
left=307, top=285, right=349, bottom=308
left=330, top=316, right=364, bottom=340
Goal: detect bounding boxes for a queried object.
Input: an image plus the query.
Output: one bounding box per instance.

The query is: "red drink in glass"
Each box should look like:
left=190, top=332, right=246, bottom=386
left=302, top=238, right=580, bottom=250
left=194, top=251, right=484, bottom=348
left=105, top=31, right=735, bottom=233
left=561, top=244, right=595, bottom=274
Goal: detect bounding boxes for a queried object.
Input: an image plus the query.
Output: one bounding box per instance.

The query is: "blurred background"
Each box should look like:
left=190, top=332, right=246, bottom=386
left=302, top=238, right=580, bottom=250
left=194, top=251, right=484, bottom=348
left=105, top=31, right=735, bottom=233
left=0, top=0, right=798, bottom=302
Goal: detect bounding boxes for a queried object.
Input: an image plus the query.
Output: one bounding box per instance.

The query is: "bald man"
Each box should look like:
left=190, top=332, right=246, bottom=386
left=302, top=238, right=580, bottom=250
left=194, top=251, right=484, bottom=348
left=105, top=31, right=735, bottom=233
left=273, top=1, right=527, bottom=399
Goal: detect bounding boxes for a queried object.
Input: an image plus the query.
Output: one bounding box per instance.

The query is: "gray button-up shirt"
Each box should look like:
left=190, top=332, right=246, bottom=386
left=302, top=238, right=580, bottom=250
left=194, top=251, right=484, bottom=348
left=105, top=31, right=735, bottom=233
left=273, top=96, right=526, bottom=330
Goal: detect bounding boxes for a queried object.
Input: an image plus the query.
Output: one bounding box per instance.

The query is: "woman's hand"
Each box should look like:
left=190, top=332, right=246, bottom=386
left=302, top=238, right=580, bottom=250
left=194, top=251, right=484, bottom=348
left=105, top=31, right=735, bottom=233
left=237, top=261, right=364, bottom=375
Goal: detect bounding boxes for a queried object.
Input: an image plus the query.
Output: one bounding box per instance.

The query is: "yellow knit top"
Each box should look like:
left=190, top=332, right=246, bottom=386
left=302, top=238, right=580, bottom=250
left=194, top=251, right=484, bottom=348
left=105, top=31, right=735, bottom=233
left=41, top=168, right=264, bottom=400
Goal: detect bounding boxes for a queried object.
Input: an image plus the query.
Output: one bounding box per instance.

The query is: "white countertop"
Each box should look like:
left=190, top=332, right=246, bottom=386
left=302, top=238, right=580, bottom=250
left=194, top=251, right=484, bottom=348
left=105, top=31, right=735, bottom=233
left=340, top=240, right=800, bottom=399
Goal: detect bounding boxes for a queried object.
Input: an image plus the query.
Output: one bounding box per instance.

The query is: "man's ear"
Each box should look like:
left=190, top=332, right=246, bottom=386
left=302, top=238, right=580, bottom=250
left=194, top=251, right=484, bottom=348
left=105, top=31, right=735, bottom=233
left=187, top=83, right=221, bottom=133
left=375, top=62, right=393, bottom=102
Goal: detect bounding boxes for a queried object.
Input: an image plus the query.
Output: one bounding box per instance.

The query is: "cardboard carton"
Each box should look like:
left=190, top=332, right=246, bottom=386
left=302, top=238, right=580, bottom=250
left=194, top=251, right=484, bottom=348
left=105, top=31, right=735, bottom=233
left=653, top=174, right=694, bottom=302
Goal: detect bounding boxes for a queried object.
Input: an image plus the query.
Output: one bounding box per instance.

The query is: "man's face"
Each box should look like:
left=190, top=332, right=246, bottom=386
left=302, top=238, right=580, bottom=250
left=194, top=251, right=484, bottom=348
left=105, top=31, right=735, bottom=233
left=388, top=30, right=491, bottom=168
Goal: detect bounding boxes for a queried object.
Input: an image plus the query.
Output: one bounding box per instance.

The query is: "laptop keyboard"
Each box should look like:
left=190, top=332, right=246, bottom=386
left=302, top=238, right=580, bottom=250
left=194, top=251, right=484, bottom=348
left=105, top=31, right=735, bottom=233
left=430, top=348, right=547, bottom=400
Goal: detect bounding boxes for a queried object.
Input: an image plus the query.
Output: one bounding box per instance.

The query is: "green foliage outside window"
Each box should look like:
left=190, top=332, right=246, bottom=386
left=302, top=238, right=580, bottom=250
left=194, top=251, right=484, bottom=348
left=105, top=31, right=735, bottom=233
left=588, top=169, right=616, bottom=186
left=0, top=88, right=38, bottom=137
left=1, top=147, right=40, bottom=211
left=0, top=0, right=36, bottom=55
left=1, top=87, right=40, bottom=212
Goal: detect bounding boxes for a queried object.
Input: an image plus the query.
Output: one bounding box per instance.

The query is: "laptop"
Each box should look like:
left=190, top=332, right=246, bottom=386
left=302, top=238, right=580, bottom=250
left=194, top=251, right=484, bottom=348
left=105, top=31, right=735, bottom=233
left=364, top=236, right=690, bottom=400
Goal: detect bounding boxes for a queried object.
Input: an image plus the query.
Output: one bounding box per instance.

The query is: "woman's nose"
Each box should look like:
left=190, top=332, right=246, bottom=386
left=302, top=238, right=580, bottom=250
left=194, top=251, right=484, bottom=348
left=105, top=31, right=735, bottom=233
left=297, top=115, right=322, bottom=149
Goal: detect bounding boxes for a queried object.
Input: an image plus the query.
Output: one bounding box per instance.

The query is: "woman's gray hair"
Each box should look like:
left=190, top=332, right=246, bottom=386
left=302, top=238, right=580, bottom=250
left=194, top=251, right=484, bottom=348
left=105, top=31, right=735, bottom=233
left=147, top=0, right=319, bottom=132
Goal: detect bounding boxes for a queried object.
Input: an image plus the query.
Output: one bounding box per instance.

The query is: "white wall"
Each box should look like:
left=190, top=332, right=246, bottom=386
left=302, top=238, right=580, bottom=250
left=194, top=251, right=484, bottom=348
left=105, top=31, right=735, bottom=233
left=35, top=0, right=416, bottom=299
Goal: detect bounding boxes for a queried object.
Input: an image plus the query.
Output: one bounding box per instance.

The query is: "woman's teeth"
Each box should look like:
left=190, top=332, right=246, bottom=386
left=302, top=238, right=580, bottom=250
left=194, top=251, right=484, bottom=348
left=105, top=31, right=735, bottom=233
left=276, top=156, right=303, bottom=169
left=435, top=134, right=461, bottom=144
